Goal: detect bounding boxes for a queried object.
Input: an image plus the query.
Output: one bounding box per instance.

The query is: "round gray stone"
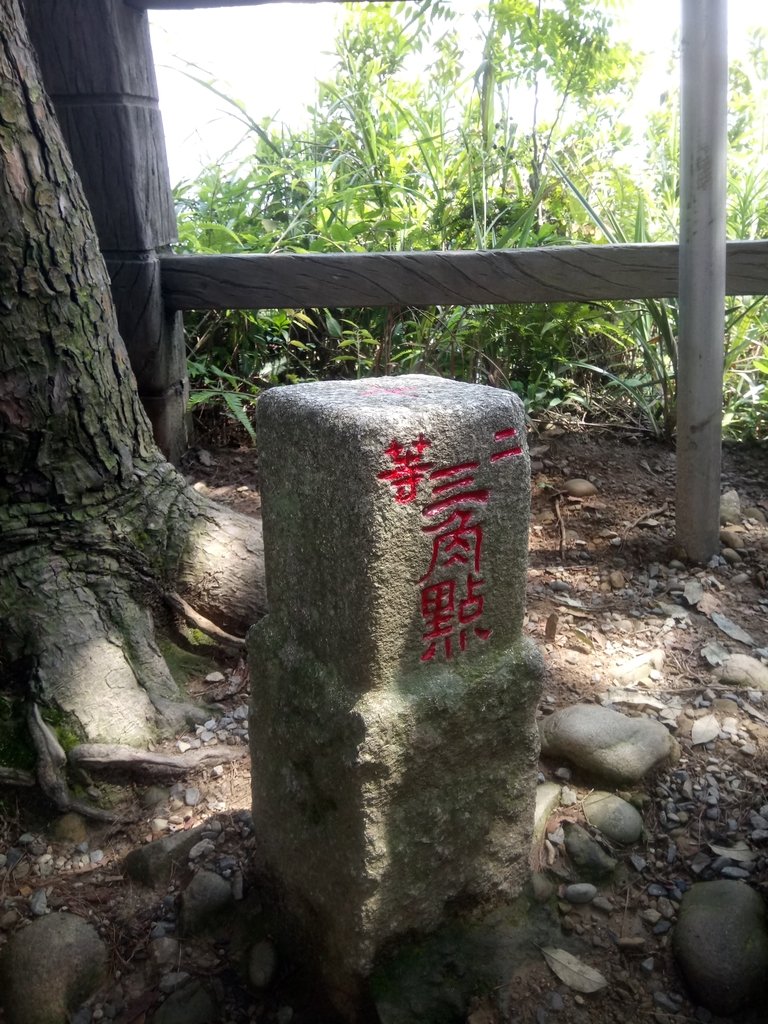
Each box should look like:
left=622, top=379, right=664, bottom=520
left=150, top=981, right=216, bottom=1024
left=180, top=869, right=234, bottom=936
left=673, top=880, right=768, bottom=1016
left=539, top=704, right=679, bottom=784
left=583, top=791, right=643, bottom=845
left=564, top=883, right=597, bottom=904
left=563, top=822, right=617, bottom=880
left=248, top=939, right=277, bottom=988
left=714, top=654, right=768, bottom=691
left=719, top=489, right=741, bottom=525
left=50, top=812, right=90, bottom=845
left=123, top=826, right=207, bottom=887
left=0, top=912, right=108, bottom=1024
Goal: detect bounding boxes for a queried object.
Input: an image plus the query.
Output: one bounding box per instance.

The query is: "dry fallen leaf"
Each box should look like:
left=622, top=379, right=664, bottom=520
left=568, top=628, right=593, bottom=653
left=697, top=591, right=721, bottom=616
left=683, top=580, right=704, bottom=606
left=711, top=612, right=755, bottom=646
left=708, top=840, right=757, bottom=864
left=541, top=947, right=608, bottom=994
left=701, top=640, right=729, bottom=667
left=691, top=713, right=720, bottom=745
left=602, top=690, right=666, bottom=711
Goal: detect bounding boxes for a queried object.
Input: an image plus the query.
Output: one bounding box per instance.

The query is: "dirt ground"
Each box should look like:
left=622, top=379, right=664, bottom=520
left=1, top=421, right=767, bottom=1024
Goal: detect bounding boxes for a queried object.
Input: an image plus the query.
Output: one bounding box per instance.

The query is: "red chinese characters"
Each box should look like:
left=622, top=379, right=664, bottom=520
left=378, top=426, right=522, bottom=662
left=377, top=435, right=433, bottom=505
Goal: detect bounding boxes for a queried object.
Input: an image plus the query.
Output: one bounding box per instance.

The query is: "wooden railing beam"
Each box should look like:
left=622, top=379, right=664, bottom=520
left=159, top=241, right=768, bottom=311
left=128, top=0, right=387, bottom=8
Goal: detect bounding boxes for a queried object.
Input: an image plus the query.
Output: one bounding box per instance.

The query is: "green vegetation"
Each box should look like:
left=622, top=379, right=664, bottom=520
left=173, top=0, right=768, bottom=441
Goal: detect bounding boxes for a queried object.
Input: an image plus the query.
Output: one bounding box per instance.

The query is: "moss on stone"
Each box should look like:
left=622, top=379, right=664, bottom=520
left=158, top=638, right=219, bottom=688
left=40, top=707, right=85, bottom=754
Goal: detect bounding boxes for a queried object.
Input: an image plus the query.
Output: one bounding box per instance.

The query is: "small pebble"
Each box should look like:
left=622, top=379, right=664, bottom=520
left=657, top=896, right=676, bottom=920
left=29, top=889, right=48, bottom=916
left=720, top=865, right=751, bottom=879
left=592, top=896, right=613, bottom=913
left=560, top=787, right=577, bottom=807
left=642, top=908, right=661, bottom=925
left=564, top=883, right=597, bottom=904
left=188, top=839, right=216, bottom=860
left=653, top=991, right=680, bottom=1013
left=159, top=971, right=191, bottom=994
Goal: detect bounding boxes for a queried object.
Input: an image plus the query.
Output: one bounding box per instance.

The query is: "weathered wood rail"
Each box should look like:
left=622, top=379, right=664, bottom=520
left=131, top=0, right=385, bottom=7
left=160, top=240, right=768, bottom=311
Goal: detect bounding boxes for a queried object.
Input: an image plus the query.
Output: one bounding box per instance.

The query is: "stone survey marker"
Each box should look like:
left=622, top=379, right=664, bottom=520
left=248, top=375, right=542, bottom=1006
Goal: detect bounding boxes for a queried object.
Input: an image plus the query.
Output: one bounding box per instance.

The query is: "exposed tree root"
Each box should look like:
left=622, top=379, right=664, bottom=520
left=27, top=702, right=117, bottom=822
left=2, top=463, right=266, bottom=745
left=164, top=591, right=246, bottom=649
left=68, top=742, right=247, bottom=782
left=0, top=765, right=35, bottom=787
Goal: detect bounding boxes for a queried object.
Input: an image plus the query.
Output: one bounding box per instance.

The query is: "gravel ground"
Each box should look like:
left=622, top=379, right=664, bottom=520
left=1, top=425, right=766, bottom=1024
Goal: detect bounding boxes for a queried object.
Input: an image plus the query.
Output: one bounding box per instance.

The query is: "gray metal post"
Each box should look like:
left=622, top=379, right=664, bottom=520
left=676, top=0, right=728, bottom=561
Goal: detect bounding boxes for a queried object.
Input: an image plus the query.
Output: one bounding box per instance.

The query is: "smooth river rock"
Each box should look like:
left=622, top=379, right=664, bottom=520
left=673, top=880, right=768, bottom=1015
left=539, top=704, right=679, bottom=784
left=583, top=791, right=644, bottom=845
left=563, top=822, right=617, bottom=880
left=0, top=912, right=108, bottom=1024
left=714, top=653, right=768, bottom=691
left=123, top=825, right=207, bottom=887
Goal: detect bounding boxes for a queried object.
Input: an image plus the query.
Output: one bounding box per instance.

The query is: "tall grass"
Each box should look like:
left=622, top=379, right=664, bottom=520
left=174, top=1, right=768, bottom=442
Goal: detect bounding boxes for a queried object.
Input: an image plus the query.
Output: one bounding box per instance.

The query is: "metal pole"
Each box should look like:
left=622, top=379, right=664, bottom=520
left=676, top=0, right=728, bottom=562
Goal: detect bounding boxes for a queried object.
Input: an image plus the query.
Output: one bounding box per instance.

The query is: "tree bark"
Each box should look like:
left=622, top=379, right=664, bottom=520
left=0, top=0, right=265, bottom=749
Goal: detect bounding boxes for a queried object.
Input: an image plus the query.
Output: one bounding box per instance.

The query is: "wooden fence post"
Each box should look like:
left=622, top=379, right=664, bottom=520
left=23, top=0, right=189, bottom=462
left=676, top=0, right=727, bottom=562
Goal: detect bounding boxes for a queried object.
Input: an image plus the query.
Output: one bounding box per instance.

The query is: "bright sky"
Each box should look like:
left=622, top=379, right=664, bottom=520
left=149, top=1, right=766, bottom=185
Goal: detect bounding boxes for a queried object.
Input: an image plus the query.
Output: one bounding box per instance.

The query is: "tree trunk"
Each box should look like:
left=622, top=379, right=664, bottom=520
left=0, top=0, right=265, bottom=750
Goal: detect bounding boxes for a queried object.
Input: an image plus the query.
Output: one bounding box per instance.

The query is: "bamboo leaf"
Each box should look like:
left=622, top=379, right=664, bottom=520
left=708, top=841, right=757, bottom=864
left=541, top=948, right=607, bottom=994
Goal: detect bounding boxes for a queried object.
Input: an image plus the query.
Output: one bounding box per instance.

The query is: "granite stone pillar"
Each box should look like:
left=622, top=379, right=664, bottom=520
left=248, top=375, right=542, bottom=1019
